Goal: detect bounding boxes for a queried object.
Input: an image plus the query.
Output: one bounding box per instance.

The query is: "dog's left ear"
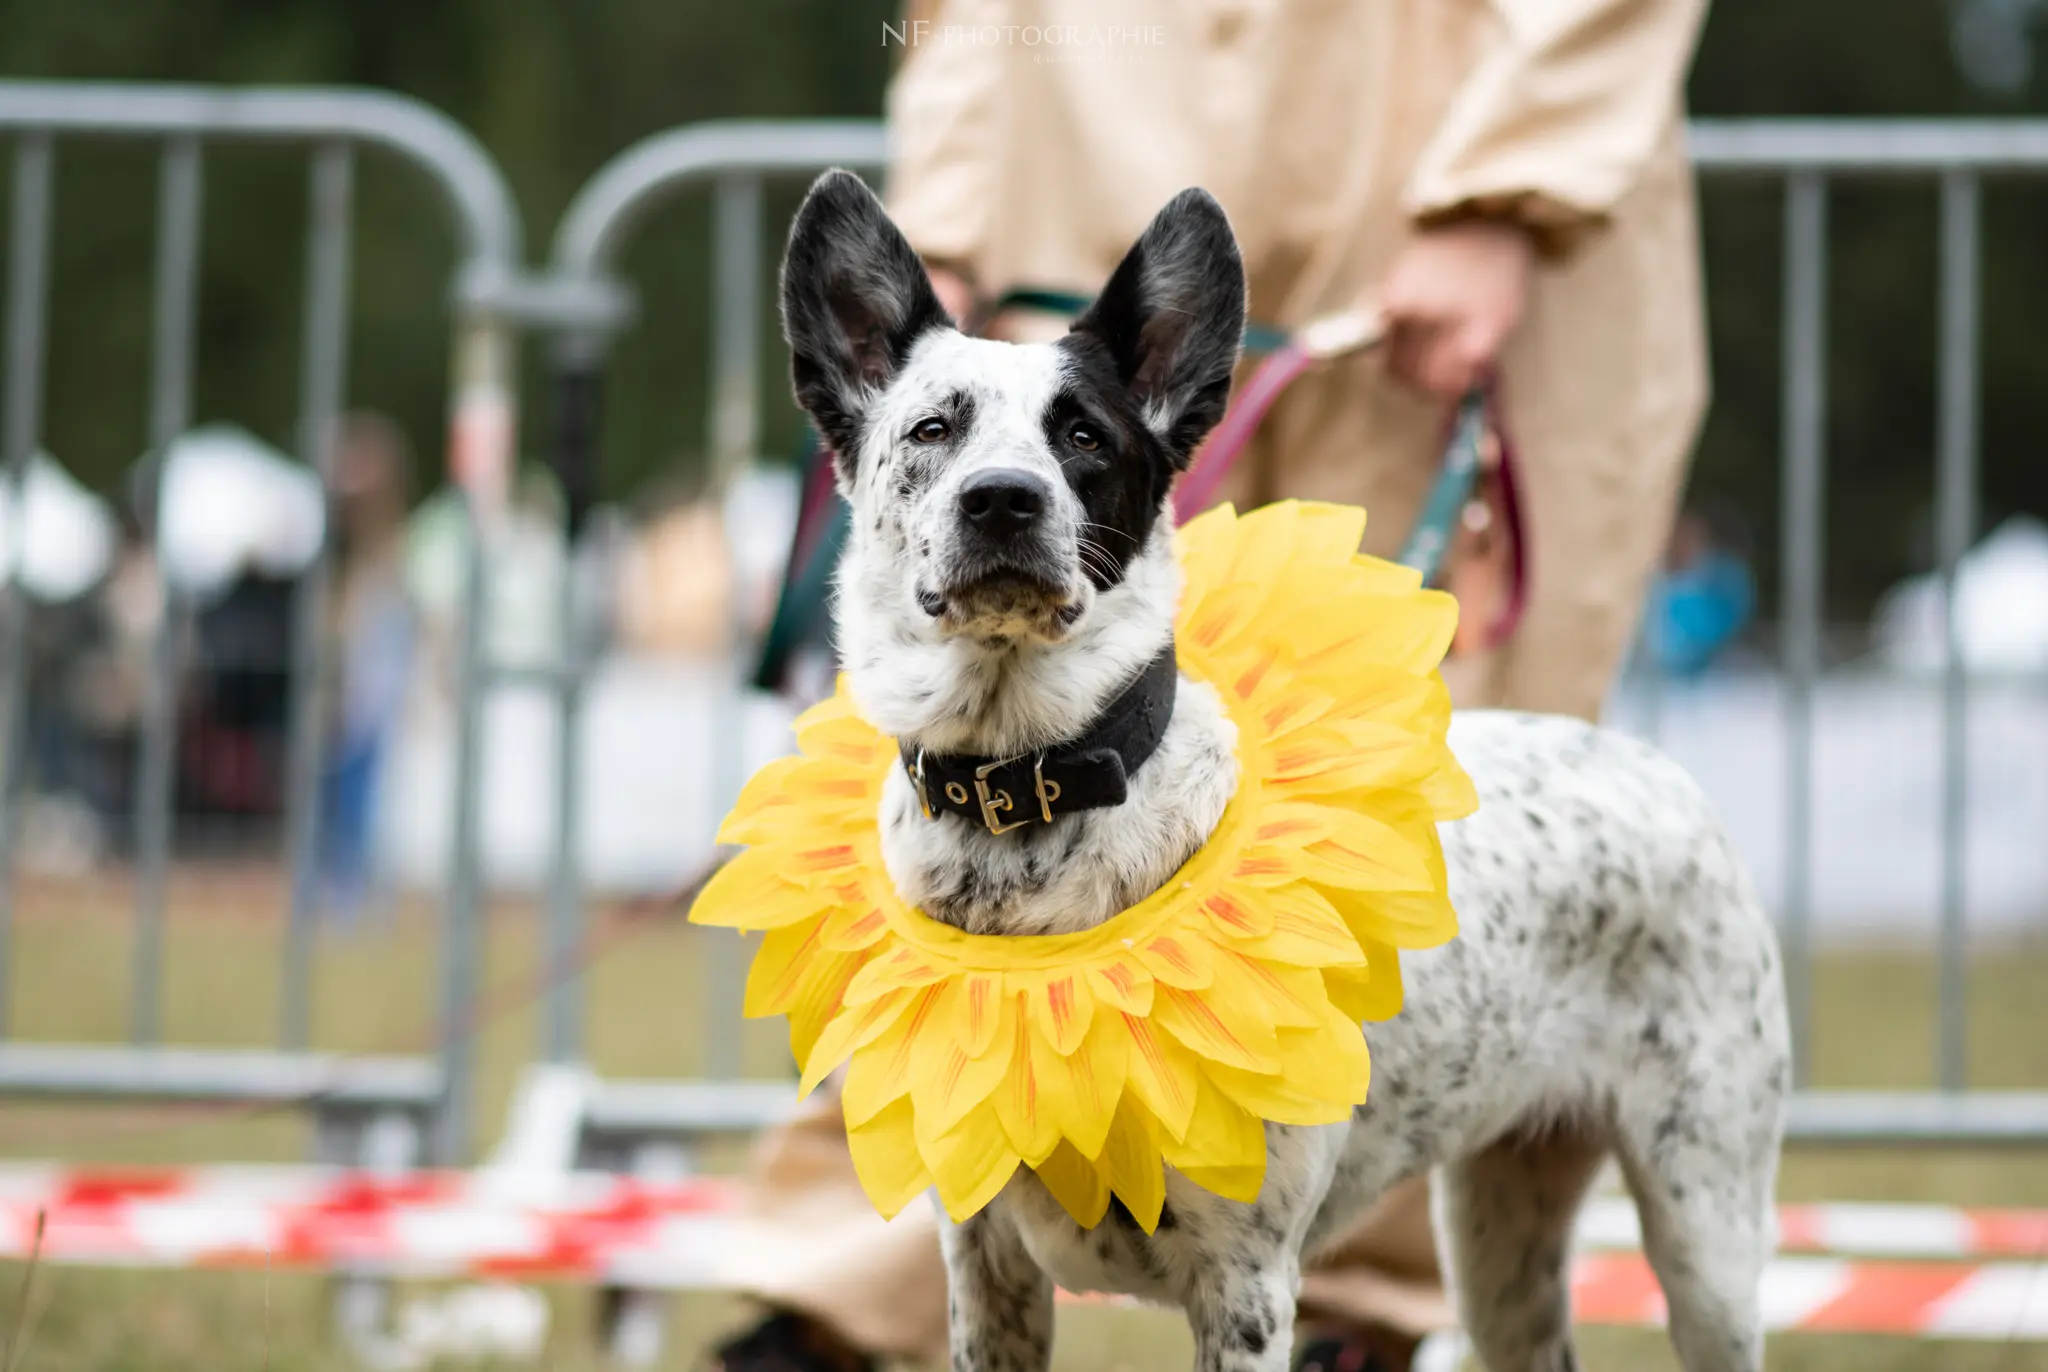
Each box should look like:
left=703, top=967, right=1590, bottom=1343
left=780, top=169, right=953, bottom=477
left=1069, top=188, right=1246, bottom=466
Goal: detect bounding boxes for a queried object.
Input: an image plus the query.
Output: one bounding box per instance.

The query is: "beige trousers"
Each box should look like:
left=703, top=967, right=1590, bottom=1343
left=717, top=353, right=1700, bottom=1363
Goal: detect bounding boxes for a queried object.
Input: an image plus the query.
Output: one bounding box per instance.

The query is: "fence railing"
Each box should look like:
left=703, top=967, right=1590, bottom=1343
left=4, top=96, right=2045, bottom=1201
left=0, top=80, right=527, bottom=1177
left=3, top=86, right=2046, bottom=1365
left=509, top=117, right=2048, bottom=1159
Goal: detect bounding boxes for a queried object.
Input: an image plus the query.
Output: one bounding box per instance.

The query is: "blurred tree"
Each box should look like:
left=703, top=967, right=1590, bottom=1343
left=0, top=0, right=2043, bottom=622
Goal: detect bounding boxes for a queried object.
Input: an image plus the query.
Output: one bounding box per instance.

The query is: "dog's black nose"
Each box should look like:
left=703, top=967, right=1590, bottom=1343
left=957, top=469, right=1048, bottom=537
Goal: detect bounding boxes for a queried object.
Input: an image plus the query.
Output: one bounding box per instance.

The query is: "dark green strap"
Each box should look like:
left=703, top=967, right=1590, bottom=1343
left=993, top=288, right=1293, bottom=356
left=751, top=438, right=848, bottom=692
left=1394, top=392, right=1488, bottom=583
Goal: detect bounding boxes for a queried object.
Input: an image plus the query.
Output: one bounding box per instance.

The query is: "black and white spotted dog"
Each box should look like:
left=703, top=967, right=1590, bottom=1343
left=779, top=170, right=1789, bottom=1372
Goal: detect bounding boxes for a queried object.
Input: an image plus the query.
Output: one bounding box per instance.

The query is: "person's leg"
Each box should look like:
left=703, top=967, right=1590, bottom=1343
left=713, top=1083, right=951, bottom=1371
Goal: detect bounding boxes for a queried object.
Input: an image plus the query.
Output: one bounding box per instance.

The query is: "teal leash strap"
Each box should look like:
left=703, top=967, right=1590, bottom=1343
left=1394, top=390, right=1488, bottom=587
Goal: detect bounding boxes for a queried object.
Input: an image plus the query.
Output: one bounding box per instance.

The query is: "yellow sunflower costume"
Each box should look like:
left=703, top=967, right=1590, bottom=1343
left=690, top=501, right=1476, bottom=1234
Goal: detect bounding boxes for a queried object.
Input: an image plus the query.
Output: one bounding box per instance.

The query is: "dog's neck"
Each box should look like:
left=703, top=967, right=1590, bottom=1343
left=843, top=532, right=1242, bottom=936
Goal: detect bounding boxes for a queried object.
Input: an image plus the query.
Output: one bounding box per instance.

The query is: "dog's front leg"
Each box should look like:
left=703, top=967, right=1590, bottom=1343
left=937, top=1206, right=1054, bottom=1372
left=1188, top=1257, right=1298, bottom=1372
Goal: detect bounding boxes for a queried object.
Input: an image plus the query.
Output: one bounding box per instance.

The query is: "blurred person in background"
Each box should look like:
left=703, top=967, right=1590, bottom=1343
left=714, top=3, right=1711, bottom=1371
left=313, top=412, right=417, bottom=920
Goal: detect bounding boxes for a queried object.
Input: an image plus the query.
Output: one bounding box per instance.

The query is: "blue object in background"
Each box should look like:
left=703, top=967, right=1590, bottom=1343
left=1649, top=549, right=1755, bottom=677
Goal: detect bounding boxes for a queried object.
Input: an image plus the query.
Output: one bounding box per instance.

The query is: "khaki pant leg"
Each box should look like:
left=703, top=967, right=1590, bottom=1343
left=718, top=1082, right=951, bottom=1364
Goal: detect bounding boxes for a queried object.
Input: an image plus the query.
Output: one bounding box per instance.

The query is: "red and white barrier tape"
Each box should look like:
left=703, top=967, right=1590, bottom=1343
left=1, top=1165, right=2043, bottom=1338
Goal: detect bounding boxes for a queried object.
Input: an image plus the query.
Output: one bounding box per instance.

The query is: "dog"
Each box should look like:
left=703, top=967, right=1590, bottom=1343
left=777, top=168, right=1790, bottom=1372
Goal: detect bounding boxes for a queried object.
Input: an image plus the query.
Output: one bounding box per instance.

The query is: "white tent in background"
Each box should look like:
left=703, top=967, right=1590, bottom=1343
left=152, top=423, right=325, bottom=600
left=0, top=452, right=118, bottom=603
left=1873, top=515, right=2048, bottom=674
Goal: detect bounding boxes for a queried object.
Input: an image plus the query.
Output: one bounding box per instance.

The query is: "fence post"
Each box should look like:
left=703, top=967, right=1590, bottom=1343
left=131, top=135, right=205, bottom=1047
left=278, top=143, right=356, bottom=1049
left=702, top=173, right=765, bottom=1081
left=1779, top=170, right=1827, bottom=1089
left=543, top=337, right=602, bottom=1067
left=0, top=134, right=55, bottom=1037
left=437, top=312, right=518, bottom=1165
left=1934, top=170, right=1980, bottom=1094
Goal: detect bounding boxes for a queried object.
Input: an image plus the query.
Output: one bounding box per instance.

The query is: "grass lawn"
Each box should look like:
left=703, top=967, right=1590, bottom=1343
left=1, top=871, right=2045, bottom=1371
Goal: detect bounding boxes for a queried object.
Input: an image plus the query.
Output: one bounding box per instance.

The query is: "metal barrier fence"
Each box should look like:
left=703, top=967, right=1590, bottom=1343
left=507, top=118, right=2048, bottom=1172
left=0, top=83, right=2043, bottom=1362
left=3, top=91, right=2046, bottom=1260
left=1687, top=121, right=2048, bottom=1146
left=0, top=81, right=526, bottom=1174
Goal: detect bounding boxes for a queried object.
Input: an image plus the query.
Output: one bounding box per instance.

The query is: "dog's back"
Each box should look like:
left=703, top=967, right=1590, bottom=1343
left=1314, top=710, right=1788, bottom=1372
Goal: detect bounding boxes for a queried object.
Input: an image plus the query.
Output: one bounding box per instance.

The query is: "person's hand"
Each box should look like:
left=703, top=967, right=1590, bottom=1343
left=1379, top=220, right=1536, bottom=398
left=926, top=263, right=977, bottom=327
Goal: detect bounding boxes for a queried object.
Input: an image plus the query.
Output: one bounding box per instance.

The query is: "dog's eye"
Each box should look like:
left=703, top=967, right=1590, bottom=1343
left=910, top=418, right=950, bottom=444
left=1069, top=424, right=1101, bottom=452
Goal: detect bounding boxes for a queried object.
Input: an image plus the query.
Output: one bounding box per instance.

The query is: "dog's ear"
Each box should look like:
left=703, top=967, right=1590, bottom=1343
left=1069, top=188, right=1245, bottom=466
left=780, top=169, right=953, bottom=477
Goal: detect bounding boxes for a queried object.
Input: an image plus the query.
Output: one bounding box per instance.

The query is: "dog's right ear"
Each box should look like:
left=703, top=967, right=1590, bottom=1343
left=780, top=169, right=953, bottom=478
left=1068, top=189, right=1245, bottom=468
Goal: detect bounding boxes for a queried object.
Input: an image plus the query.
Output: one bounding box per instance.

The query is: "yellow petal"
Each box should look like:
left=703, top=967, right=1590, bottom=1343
left=911, top=983, right=1015, bottom=1141
left=1284, top=501, right=1370, bottom=567
left=992, top=997, right=1063, bottom=1166
left=1182, top=581, right=1264, bottom=658
left=1205, top=1060, right=1357, bottom=1128
left=843, top=942, right=949, bottom=1006
left=689, top=853, right=821, bottom=930
left=1264, top=721, right=1436, bottom=797
left=821, top=904, right=891, bottom=952
left=1095, top=1097, right=1166, bottom=1233
left=1030, top=1006, right=1132, bottom=1160
left=1117, top=1011, right=1200, bottom=1140
left=1136, top=931, right=1216, bottom=990
left=1345, top=550, right=1426, bottom=593
left=1153, top=985, right=1282, bottom=1073
left=1415, top=752, right=1480, bottom=819
left=1225, top=501, right=1309, bottom=592
left=1201, top=888, right=1275, bottom=941
left=1274, top=590, right=1457, bottom=678
left=1088, top=957, right=1155, bottom=1016
left=784, top=839, right=868, bottom=887
left=1212, top=948, right=1330, bottom=1029
left=786, top=948, right=867, bottom=1063
left=1031, top=1140, right=1111, bottom=1228
left=1291, top=809, right=1438, bottom=894
left=1291, top=1000, right=1373, bottom=1103
left=1024, top=971, right=1095, bottom=1056
left=1322, top=887, right=1461, bottom=951
left=846, top=1096, right=932, bottom=1219
left=742, top=920, right=834, bottom=1018
left=842, top=984, right=942, bottom=1127
left=931, top=971, right=1009, bottom=1058
left=1234, top=884, right=1367, bottom=969
left=716, top=756, right=808, bottom=843
left=1161, top=1075, right=1267, bottom=1186
left=921, top=1111, right=1022, bottom=1221
left=799, top=988, right=913, bottom=1097
left=1320, top=935, right=1406, bottom=1023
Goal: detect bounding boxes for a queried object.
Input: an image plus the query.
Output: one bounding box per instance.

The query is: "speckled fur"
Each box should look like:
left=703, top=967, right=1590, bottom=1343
left=779, top=171, right=1790, bottom=1372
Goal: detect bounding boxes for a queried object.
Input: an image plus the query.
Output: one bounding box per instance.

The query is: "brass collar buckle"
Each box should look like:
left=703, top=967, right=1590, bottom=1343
left=916, top=751, right=1065, bottom=836
left=973, top=757, right=1029, bottom=835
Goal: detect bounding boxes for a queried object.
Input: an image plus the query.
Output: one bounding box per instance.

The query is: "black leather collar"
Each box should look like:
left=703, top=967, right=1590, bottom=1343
left=900, top=644, right=1179, bottom=835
